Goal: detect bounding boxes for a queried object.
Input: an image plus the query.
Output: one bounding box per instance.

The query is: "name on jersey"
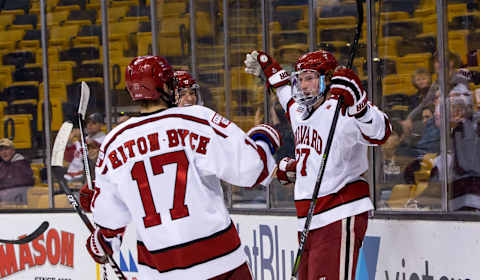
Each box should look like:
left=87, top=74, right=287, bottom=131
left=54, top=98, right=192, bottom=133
left=294, top=125, right=322, bottom=155
left=107, top=129, right=211, bottom=169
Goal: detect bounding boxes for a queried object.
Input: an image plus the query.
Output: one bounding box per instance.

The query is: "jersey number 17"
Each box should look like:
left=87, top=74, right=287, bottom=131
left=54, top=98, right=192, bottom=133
left=131, top=150, right=190, bottom=228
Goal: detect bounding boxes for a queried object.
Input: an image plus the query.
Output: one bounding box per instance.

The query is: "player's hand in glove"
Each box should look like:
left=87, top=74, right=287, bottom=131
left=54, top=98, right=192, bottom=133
left=244, top=50, right=290, bottom=88
left=329, top=67, right=368, bottom=117
left=276, top=157, right=297, bottom=185
left=79, top=182, right=95, bottom=212
left=247, top=124, right=282, bottom=154
left=86, top=227, right=125, bottom=264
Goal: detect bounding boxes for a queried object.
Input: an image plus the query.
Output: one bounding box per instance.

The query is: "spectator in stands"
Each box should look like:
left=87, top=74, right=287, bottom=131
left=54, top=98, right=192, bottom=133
left=0, top=138, right=34, bottom=205
left=408, top=68, right=432, bottom=112
left=422, top=106, right=434, bottom=125
left=64, top=113, right=106, bottom=182
left=448, top=96, right=480, bottom=211
left=402, top=51, right=467, bottom=134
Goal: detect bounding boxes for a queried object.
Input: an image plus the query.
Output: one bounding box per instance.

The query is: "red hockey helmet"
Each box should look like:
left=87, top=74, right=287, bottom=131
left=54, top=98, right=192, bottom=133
left=173, top=70, right=201, bottom=105
left=294, top=50, right=338, bottom=74
left=125, top=56, right=174, bottom=103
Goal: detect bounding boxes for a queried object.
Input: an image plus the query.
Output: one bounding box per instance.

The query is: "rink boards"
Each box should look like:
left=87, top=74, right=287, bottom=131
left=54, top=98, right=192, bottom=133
left=0, top=213, right=478, bottom=280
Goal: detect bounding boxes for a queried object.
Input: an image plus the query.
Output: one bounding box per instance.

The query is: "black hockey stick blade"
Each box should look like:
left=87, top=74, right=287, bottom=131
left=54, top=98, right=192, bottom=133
left=0, top=221, right=49, bottom=244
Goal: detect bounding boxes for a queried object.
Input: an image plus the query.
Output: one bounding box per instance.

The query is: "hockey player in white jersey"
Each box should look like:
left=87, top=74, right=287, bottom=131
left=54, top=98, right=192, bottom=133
left=173, top=70, right=201, bottom=107
left=245, top=50, right=391, bottom=280
left=83, top=55, right=281, bottom=280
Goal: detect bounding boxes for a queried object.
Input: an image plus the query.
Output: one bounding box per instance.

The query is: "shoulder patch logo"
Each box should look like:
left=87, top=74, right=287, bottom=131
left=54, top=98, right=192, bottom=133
left=211, top=113, right=231, bottom=128
left=96, top=150, right=105, bottom=167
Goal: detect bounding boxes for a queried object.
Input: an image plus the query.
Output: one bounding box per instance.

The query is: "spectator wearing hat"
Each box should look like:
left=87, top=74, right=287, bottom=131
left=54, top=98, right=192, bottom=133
left=0, top=138, right=34, bottom=205
left=65, top=113, right=106, bottom=182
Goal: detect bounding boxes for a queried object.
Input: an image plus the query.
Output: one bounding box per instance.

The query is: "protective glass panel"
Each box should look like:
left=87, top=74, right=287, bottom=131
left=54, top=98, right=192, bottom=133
left=110, top=0, right=152, bottom=125
left=446, top=0, right=480, bottom=212
left=268, top=1, right=309, bottom=209
left=228, top=0, right=267, bottom=208
left=373, top=0, right=442, bottom=211
left=0, top=0, right=41, bottom=209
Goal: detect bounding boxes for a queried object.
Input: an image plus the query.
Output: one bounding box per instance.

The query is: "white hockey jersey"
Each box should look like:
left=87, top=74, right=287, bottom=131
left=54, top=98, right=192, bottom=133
left=65, top=131, right=105, bottom=180
left=276, top=85, right=391, bottom=231
left=91, top=105, right=276, bottom=279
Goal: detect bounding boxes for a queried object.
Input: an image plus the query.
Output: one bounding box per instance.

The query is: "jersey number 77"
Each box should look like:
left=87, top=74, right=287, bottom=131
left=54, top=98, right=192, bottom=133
left=131, top=150, right=190, bottom=228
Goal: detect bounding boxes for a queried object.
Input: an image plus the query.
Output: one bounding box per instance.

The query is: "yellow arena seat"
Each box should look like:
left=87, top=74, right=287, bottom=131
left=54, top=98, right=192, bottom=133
left=0, top=66, right=14, bottom=91
left=382, top=74, right=416, bottom=96
left=49, top=62, right=75, bottom=85
left=49, top=25, right=80, bottom=48
left=37, top=97, right=64, bottom=132
left=396, top=53, right=432, bottom=75
left=1, top=114, right=33, bottom=149
left=0, top=29, right=25, bottom=51
left=0, top=14, right=15, bottom=30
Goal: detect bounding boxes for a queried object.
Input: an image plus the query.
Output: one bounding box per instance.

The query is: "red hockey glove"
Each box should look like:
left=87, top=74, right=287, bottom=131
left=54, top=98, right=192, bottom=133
left=244, top=50, right=290, bottom=88
left=247, top=124, right=282, bottom=154
left=276, top=157, right=297, bottom=185
left=86, top=227, right=113, bottom=264
left=329, top=67, right=368, bottom=117
left=86, top=226, right=125, bottom=264
left=79, top=182, right=95, bottom=213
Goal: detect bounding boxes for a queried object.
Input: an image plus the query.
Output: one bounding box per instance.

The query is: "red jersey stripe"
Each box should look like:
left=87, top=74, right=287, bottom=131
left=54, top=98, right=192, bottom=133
left=360, top=117, right=391, bottom=145
left=137, top=221, right=241, bottom=273
left=295, top=180, right=370, bottom=218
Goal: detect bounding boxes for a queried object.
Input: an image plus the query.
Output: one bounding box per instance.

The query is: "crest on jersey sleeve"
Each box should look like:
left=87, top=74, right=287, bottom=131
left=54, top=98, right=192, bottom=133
left=211, top=113, right=231, bottom=128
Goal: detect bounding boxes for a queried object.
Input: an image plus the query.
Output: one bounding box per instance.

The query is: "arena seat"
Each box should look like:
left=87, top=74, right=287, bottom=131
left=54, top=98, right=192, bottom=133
left=382, top=20, right=422, bottom=39
left=1, top=114, right=33, bottom=149
left=378, top=36, right=402, bottom=57
left=396, top=53, right=431, bottom=75
left=11, top=14, right=38, bottom=30
left=0, top=0, right=29, bottom=15
left=0, top=30, right=25, bottom=51
left=382, top=74, right=416, bottom=95
left=14, top=65, right=43, bottom=83
left=156, top=1, right=187, bottom=17
left=39, top=82, right=67, bottom=101
left=49, top=61, right=75, bottom=85
left=449, top=14, right=480, bottom=30
left=37, top=97, right=64, bottom=132
left=49, top=25, right=80, bottom=48
left=97, top=6, right=128, bottom=23
left=19, top=29, right=42, bottom=49
left=3, top=50, right=35, bottom=68
left=59, top=46, right=100, bottom=64
left=0, top=66, right=14, bottom=92
left=73, top=63, right=103, bottom=81
left=67, top=9, right=97, bottom=25
left=110, top=57, right=134, bottom=90
left=397, top=35, right=436, bottom=57
left=3, top=81, right=39, bottom=102
left=75, top=24, right=102, bottom=46
left=0, top=14, right=15, bottom=30
left=44, top=10, right=70, bottom=26
left=55, top=0, right=85, bottom=12
left=448, top=30, right=470, bottom=63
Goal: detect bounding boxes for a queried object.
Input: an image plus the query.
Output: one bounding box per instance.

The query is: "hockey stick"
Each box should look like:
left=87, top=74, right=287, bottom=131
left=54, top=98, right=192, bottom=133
left=51, top=122, right=127, bottom=280
left=78, top=81, right=94, bottom=191
left=0, top=221, right=49, bottom=244
left=290, top=1, right=364, bottom=279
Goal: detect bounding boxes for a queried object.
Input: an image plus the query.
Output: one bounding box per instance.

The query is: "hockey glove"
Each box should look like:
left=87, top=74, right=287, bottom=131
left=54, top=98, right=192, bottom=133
left=79, top=182, right=94, bottom=213
left=247, top=124, right=282, bottom=154
left=329, top=67, right=368, bottom=117
left=276, top=157, right=297, bottom=185
left=86, top=227, right=125, bottom=264
left=244, top=50, right=290, bottom=88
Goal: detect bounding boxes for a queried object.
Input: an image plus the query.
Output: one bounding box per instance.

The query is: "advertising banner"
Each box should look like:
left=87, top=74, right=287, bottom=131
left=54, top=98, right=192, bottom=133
left=1, top=213, right=479, bottom=280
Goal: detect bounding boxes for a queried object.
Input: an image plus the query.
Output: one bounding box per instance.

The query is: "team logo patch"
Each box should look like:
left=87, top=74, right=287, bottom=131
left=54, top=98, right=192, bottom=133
left=260, top=54, right=268, bottom=63
left=96, top=150, right=105, bottom=167
left=211, top=113, right=231, bottom=128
